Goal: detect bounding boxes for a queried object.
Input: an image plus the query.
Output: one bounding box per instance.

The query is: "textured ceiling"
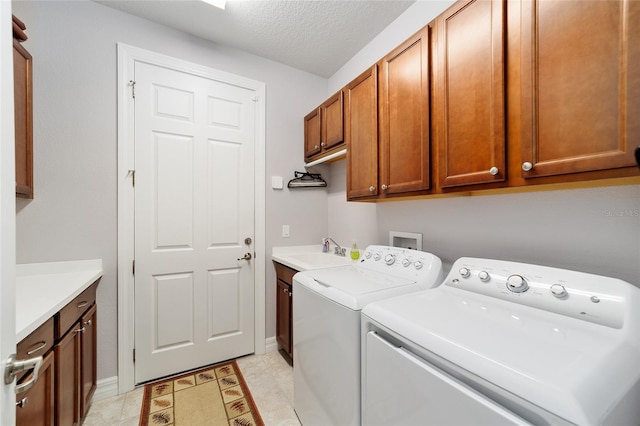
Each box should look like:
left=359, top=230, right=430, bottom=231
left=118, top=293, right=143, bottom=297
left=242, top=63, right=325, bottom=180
left=96, top=0, right=415, bottom=77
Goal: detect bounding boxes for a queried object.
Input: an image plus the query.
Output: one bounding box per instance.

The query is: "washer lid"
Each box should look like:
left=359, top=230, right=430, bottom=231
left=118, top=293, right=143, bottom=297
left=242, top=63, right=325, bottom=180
left=362, top=287, right=640, bottom=425
left=294, top=265, right=420, bottom=310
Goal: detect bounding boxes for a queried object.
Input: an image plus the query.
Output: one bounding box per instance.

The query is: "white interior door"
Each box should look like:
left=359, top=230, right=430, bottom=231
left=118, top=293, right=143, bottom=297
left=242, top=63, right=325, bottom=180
left=1, top=1, right=16, bottom=421
left=133, top=60, right=256, bottom=384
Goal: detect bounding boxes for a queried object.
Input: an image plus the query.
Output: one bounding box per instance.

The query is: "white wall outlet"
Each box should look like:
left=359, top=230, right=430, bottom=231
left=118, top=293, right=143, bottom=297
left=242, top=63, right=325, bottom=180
left=282, top=225, right=290, bottom=238
left=271, top=176, right=284, bottom=190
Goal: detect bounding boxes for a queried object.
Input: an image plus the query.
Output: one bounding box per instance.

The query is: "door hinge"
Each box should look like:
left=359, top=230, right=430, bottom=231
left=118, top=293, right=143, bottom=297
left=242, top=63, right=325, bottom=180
left=133, top=348, right=135, bottom=363
left=132, top=260, right=135, bottom=276
left=129, top=80, right=136, bottom=99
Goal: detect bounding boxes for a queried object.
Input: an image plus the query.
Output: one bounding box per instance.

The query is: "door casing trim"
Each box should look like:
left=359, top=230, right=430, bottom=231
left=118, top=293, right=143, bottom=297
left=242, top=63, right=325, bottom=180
left=116, top=43, right=266, bottom=394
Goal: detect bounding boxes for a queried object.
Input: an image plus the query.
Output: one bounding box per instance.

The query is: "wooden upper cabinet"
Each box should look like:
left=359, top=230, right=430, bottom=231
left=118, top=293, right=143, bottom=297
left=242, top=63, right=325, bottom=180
left=378, top=26, right=431, bottom=196
left=434, top=0, right=506, bottom=189
left=518, top=0, right=639, bottom=178
left=321, top=90, right=344, bottom=151
left=304, top=107, right=321, bottom=160
left=13, top=15, right=33, bottom=199
left=303, top=90, right=345, bottom=162
left=346, top=65, right=379, bottom=200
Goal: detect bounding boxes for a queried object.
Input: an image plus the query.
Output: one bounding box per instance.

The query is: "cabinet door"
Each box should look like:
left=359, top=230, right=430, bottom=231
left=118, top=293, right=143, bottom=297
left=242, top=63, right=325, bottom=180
left=55, top=325, right=81, bottom=426
left=304, top=108, right=322, bottom=160
left=13, top=39, right=33, bottom=199
left=16, top=351, right=55, bottom=426
left=80, top=304, right=97, bottom=419
left=321, top=90, right=344, bottom=151
left=346, top=65, right=379, bottom=200
left=276, top=279, right=292, bottom=357
left=379, top=26, right=431, bottom=196
left=434, top=0, right=506, bottom=188
left=519, top=0, right=639, bottom=178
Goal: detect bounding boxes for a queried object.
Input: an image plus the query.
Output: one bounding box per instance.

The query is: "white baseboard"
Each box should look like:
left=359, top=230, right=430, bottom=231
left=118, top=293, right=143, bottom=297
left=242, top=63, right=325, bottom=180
left=92, top=376, right=119, bottom=401
left=265, top=336, right=278, bottom=353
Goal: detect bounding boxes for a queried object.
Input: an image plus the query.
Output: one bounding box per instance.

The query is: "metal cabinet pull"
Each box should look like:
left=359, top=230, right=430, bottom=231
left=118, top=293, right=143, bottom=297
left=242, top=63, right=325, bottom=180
left=77, top=301, right=89, bottom=309
left=369, top=186, right=375, bottom=192
left=84, top=319, right=92, bottom=326
left=522, top=162, right=533, bottom=171
left=26, top=341, right=47, bottom=356
left=489, top=167, right=499, bottom=176
left=16, top=397, right=28, bottom=408
left=74, top=327, right=86, bottom=334
left=381, top=184, right=388, bottom=190
left=4, top=354, right=43, bottom=394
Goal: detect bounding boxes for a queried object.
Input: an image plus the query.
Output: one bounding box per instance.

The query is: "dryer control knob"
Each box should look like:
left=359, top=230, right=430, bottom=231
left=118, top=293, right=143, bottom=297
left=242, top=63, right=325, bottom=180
left=373, top=252, right=381, bottom=261
left=507, top=275, right=529, bottom=293
left=384, top=254, right=396, bottom=265
left=459, top=267, right=471, bottom=278
left=414, top=260, right=424, bottom=270
left=550, top=284, right=568, bottom=298
left=478, top=271, right=490, bottom=281
left=401, top=258, right=411, bottom=267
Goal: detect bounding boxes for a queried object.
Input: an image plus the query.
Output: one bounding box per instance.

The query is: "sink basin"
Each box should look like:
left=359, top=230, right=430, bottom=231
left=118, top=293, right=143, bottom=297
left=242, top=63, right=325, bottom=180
left=286, top=253, right=353, bottom=268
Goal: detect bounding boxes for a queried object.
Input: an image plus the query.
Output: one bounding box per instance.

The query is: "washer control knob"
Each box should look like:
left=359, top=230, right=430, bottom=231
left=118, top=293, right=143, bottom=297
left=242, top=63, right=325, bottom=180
left=414, top=260, right=424, bottom=270
left=373, top=252, right=381, bottom=261
left=401, top=258, right=411, bottom=267
left=478, top=271, right=490, bottom=282
left=384, top=254, right=396, bottom=265
left=506, top=275, right=529, bottom=293
left=364, top=251, right=372, bottom=259
left=550, top=284, right=568, bottom=298
left=459, top=267, right=471, bottom=278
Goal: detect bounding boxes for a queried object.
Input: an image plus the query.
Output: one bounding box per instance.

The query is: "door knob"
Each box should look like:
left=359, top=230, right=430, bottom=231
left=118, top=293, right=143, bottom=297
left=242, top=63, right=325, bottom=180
left=4, top=354, right=43, bottom=394
left=237, top=253, right=252, bottom=261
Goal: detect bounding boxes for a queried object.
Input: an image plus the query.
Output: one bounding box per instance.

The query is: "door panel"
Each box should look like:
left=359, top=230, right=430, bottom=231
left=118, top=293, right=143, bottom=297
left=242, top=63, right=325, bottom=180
left=134, top=61, right=255, bottom=384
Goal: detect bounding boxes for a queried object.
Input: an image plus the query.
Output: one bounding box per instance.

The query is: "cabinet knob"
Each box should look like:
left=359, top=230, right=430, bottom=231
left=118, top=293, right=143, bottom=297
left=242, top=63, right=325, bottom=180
left=314, top=144, right=319, bottom=150
left=74, top=327, right=86, bottom=334
left=84, top=319, right=92, bottom=326
left=489, top=167, right=499, bottom=176
left=522, top=162, right=533, bottom=171
left=381, top=184, right=388, bottom=190
left=369, top=186, right=375, bottom=192
left=320, top=142, right=326, bottom=147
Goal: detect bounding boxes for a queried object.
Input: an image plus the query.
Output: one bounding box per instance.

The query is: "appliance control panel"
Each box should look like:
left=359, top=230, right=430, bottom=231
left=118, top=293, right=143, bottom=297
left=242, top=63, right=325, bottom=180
left=361, top=245, right=443, bottom=286
left=445, top=257, right=638, bottom=329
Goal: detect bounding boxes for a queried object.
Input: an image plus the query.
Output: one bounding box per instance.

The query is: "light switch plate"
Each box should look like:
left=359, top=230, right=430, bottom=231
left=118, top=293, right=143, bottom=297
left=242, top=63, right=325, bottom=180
left=282, top=225, right=290, bottom=237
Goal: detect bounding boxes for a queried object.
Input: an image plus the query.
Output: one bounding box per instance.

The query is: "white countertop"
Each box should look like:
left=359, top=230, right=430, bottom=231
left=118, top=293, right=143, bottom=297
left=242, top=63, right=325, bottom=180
left=16, top=259, right=103, bottom=342
left=272, top=245, right=357, bottom=271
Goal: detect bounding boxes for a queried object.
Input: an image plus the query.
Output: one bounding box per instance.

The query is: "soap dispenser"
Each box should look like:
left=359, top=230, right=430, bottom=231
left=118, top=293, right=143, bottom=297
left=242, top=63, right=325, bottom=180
left=350, top=242, right=360, bottom=260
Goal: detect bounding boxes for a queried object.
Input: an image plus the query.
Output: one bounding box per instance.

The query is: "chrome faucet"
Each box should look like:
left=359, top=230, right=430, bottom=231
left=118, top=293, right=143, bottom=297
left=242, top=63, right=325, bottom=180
left=324, top=237, right=346, bottom=257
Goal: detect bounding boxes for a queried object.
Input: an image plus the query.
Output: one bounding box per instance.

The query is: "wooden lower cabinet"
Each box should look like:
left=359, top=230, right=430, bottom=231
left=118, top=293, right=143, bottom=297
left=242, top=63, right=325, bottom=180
left=16, top=351, right=55, bottom=426
left=17, top=281, right=98, bottom=426
left=274, top=262, right=296, bottom=359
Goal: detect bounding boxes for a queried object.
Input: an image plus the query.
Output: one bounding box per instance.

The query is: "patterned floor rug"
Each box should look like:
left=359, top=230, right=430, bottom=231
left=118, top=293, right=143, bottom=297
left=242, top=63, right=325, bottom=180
left=139, top=360, right=264, bottom=426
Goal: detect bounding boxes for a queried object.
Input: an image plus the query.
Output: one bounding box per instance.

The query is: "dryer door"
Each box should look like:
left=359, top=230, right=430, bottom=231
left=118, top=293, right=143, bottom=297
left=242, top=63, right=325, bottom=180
left=363, top=331, right=529, bottom=426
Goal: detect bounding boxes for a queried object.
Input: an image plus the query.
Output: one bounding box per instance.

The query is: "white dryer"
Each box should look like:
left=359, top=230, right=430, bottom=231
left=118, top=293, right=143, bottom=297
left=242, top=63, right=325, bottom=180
left=361, top=257, right=640, bottom=425
left=293, top=245, right=443, bottom=426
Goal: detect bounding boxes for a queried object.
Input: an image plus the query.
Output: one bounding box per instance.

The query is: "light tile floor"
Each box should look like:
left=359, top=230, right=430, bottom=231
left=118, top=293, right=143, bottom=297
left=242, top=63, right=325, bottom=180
left=83, top=351, right=301, bottom=425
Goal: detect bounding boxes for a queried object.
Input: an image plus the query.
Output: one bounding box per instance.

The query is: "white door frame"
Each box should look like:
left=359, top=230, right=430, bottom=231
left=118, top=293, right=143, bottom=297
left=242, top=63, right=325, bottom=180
left=116, top=43, right=266, bottom=394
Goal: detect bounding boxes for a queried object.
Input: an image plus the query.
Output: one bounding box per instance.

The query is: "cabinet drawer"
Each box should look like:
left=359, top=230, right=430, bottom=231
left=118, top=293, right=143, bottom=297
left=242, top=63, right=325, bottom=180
left=17, top=317, right=54, bottom=360
left=56, top=282, right=97, bottom=339
left=274, top=262, right=298, bottom=285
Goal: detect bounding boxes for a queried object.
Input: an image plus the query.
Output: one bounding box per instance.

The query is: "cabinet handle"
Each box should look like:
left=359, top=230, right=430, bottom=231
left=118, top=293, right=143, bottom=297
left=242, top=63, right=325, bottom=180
left=314, top=144, right=319, bottom=150
left=74, top=327, right=86, bottom=334
left=26, top=341, right=47, bottom=356
left=522, top=162, right=533, bottom=171
left=320, top=142, right=326, bottom=147
left=369, top=186, right=375, bottom=192
left=489, top=167, right=499, bottom=176
left=381, top=184, right=388, bottom=190
left=16, top=397, right=28, bottom=408
left=84, top=319, right=92, bottom=326
left=77, top=301, right=89, bottom=309
left=288, top=292, right=292, bottom=296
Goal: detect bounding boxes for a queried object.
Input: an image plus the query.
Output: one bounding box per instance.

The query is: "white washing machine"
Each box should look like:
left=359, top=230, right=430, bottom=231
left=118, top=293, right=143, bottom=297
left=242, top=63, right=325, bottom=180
left=293, top=245, right=443, bottom=426
left=361, top=257, right=640, bottom=425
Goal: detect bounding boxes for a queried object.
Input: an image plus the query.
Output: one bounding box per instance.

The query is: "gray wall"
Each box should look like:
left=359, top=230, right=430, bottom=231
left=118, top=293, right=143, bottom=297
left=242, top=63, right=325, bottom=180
left=326, top=0, right=640, bottom=286
left=13, top=0, right=329, bottom=381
